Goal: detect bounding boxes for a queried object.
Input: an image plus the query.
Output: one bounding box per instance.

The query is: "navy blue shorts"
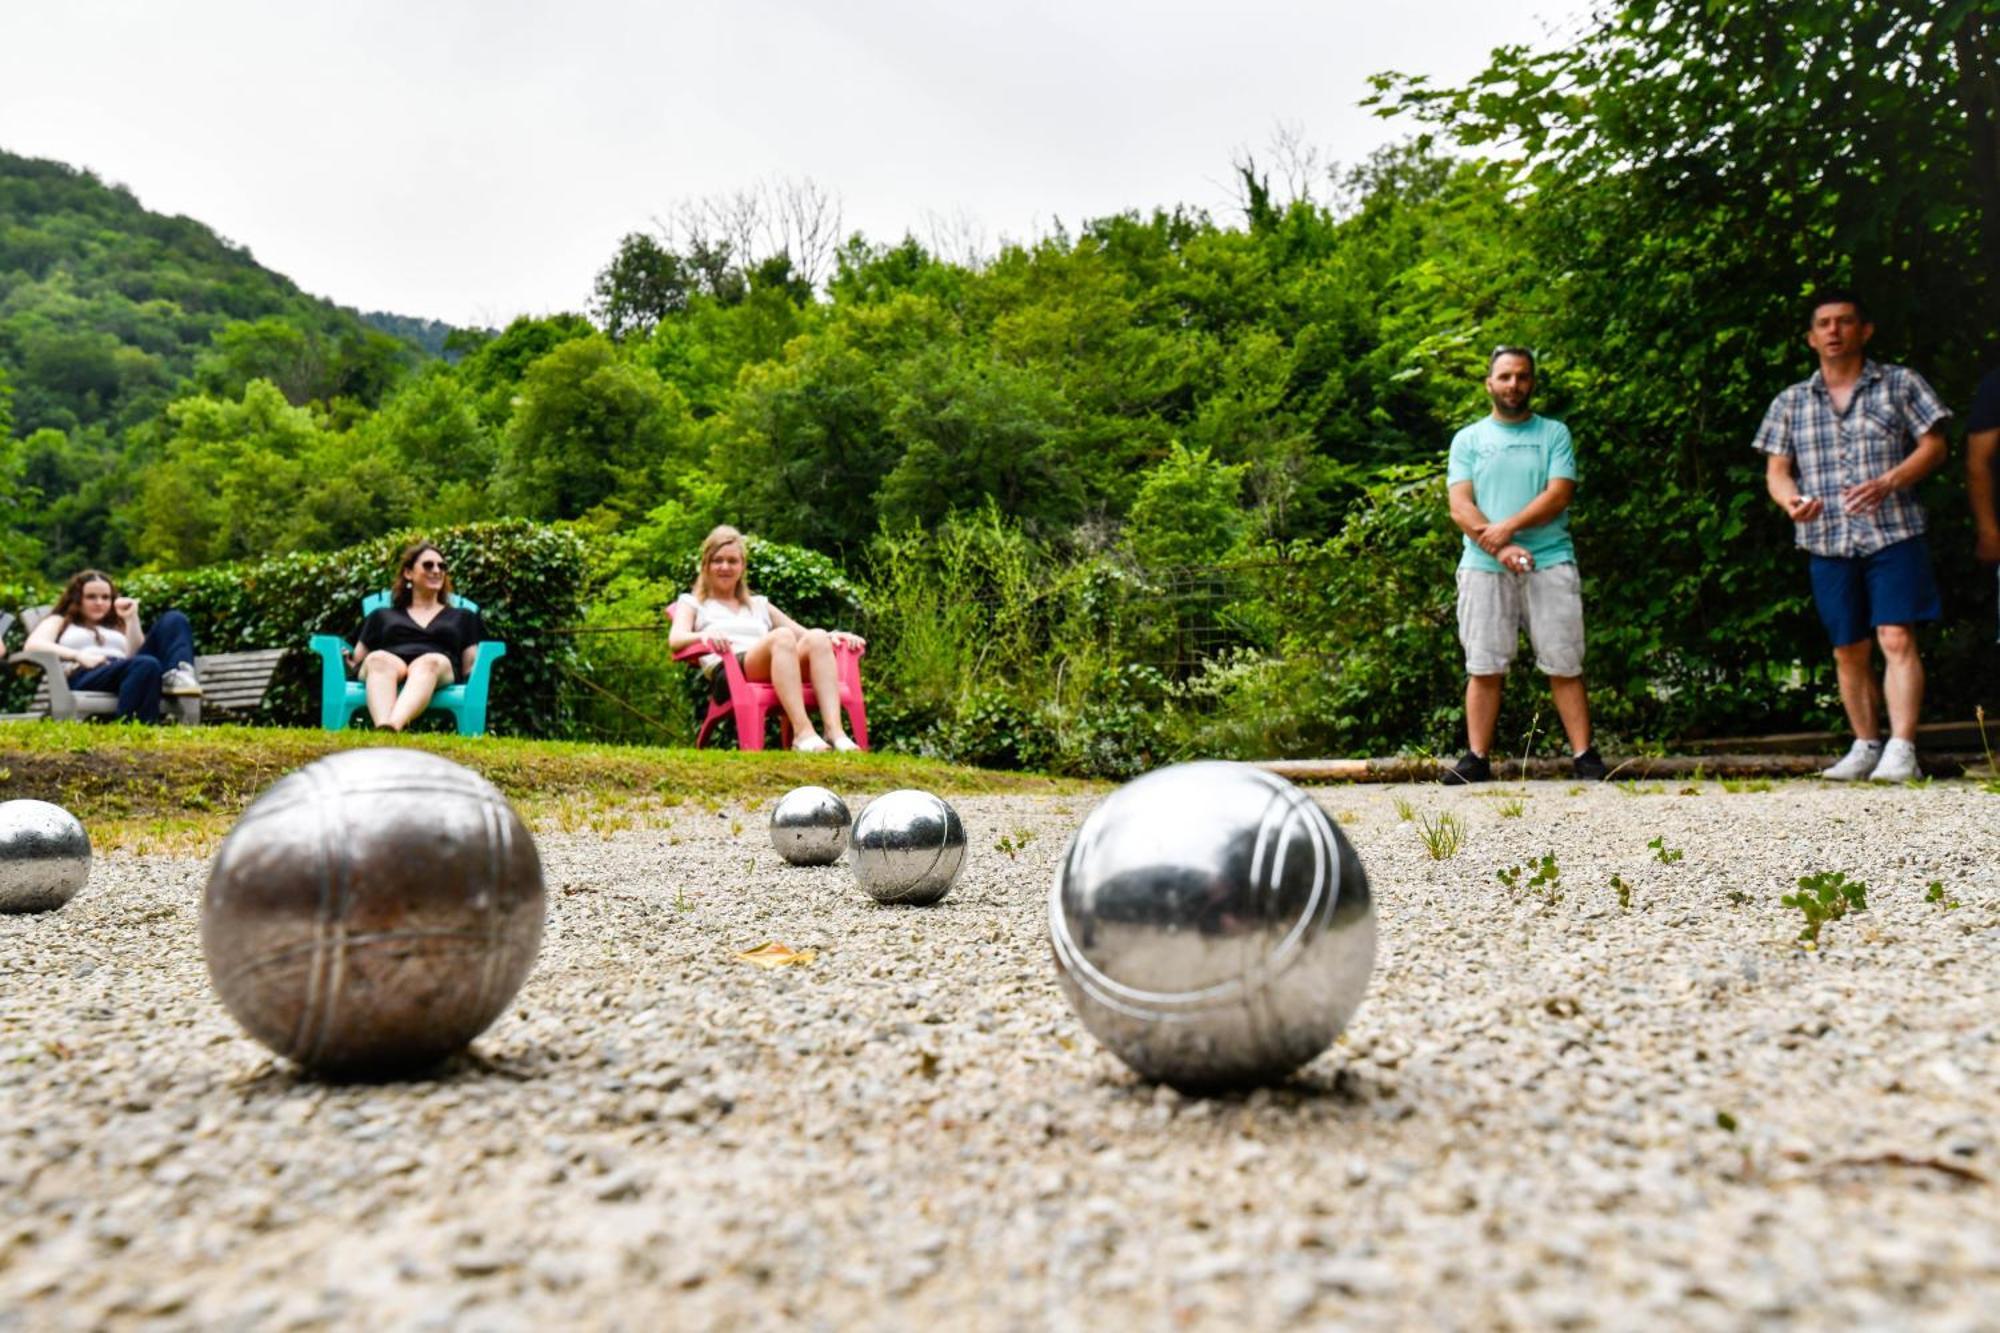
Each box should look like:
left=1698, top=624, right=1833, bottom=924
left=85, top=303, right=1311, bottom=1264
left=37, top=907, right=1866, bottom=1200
left=1807, top=535, right=1941, bottom=647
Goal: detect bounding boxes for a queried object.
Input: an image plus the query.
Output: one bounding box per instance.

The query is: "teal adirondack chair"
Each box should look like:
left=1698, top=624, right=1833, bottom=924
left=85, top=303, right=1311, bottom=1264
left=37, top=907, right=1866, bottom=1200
left=308, top=592, right=508, bottom=735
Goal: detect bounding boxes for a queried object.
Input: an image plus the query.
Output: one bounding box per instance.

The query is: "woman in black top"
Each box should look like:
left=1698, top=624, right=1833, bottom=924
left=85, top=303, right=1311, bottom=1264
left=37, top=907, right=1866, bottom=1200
left=352, top=540, right=486, bottom=731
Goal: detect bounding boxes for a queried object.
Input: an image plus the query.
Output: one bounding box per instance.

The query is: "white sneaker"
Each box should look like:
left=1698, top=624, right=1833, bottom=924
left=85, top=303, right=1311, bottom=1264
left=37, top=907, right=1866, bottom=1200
left=161, top=664, right=203, bottom=697
left=1820, top=739, right=1883, bottom=781
left=1867, top=738, right=1921, bottom=783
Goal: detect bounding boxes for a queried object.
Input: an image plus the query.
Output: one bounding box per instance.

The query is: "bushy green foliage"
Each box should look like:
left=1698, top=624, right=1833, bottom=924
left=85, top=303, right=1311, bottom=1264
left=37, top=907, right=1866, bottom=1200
left=119, top=519, right=586, bottom=735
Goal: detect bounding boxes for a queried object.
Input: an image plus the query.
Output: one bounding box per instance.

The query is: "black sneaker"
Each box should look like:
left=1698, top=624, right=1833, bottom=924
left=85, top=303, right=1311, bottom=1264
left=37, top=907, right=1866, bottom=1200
left=1440, top=751, right=1493, bottom=785
left=1572, top=747, right=1610, bottom=781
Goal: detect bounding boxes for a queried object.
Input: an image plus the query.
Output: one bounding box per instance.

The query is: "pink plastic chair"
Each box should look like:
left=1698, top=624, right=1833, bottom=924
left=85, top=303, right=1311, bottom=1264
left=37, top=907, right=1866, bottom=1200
left=672, top=640, right=869, bottom=752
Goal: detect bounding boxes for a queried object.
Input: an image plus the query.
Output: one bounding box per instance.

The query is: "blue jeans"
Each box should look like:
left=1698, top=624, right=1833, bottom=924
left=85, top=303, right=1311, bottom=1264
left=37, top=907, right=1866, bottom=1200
left=69, top=610, right=197, bottom=723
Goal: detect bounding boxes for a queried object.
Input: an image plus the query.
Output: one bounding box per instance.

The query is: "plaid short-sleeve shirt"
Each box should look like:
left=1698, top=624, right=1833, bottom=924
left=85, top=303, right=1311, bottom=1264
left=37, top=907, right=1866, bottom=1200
left=1752, top=361, right=1951, bottom=557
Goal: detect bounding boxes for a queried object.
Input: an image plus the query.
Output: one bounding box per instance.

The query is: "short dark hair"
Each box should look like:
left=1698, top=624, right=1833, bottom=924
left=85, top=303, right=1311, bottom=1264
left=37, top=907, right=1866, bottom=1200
left=1488, top=345, right=1536, bottom=373
left=1805, top=287, right=1868, bottom=325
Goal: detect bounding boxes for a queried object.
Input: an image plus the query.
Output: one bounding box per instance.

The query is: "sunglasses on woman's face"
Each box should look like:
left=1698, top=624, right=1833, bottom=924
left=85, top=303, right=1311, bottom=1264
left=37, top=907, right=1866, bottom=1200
left=415, top=560, right=446, bottom=572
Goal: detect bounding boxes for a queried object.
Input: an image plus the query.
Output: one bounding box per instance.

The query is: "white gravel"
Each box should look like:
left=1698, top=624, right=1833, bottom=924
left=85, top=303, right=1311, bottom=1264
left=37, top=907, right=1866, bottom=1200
left=2, top=778, right=1997, bottom=1330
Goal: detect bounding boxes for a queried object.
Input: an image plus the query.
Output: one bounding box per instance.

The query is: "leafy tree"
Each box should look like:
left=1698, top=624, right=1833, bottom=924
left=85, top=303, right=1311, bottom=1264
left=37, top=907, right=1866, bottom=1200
left=1126, top=443, right=1248, bottom=568
left=494, top=335, right=686, bottom=522
left=592, top=232, right=689, bottom=340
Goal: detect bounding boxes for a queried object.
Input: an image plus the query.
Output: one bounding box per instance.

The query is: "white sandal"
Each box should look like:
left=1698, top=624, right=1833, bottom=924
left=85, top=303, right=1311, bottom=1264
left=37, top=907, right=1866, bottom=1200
left=791, top=733, right=830, bottom=753
left=831, top=735, right=861, bottom=752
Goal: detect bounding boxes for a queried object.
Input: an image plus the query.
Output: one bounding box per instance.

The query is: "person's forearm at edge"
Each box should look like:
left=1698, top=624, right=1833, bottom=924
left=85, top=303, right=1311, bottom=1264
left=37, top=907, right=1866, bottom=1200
left=1970, top=428, right=2000, bottom=558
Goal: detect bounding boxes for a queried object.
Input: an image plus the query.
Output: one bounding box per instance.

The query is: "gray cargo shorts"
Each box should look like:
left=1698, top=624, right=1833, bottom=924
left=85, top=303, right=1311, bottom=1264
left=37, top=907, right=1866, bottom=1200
left=1456, top=561, right=1586, bottom=677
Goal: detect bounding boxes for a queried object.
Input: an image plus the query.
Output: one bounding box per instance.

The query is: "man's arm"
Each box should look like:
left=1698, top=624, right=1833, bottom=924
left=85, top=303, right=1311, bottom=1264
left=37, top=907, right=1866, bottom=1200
left=1447, top=480, right=1489, bottom=542
left=1971, top=426, right=2000, bottom=562
left=1476, top=478, right=1576, bottom=555
left=1766, top=452, right=1823, bottom=522
left=1841, top=428, right=1947, bottom=515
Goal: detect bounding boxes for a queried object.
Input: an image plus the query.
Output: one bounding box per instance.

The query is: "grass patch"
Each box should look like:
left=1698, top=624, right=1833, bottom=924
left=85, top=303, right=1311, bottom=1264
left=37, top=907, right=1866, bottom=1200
left=0, top=722, right=1089, bottom=852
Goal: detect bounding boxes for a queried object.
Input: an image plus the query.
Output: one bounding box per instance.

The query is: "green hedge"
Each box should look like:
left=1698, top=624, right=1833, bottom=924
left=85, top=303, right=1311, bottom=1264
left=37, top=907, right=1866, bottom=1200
left=118, top=520, right=587, bottom=735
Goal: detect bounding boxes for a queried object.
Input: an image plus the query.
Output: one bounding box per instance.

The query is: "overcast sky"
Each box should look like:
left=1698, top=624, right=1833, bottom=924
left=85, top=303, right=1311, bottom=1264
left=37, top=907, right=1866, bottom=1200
left=1, top=1, right=1578, bottom=329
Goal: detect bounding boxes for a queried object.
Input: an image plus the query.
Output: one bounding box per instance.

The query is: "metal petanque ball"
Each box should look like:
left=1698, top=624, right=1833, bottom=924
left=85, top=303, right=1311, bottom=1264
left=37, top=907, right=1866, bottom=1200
left=0, top=799, right=92, bottom=914
left=850, top=789, right=966, bottom=906
left=201, top=749, right=545, bottom=1077
left=770, top=786, right=852, bottom=866
left=1049, top=761, right=1376, bottom=1091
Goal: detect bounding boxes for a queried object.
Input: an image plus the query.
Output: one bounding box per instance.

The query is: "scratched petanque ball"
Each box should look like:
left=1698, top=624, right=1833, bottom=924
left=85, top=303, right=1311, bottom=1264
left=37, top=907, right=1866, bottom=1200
left=850, top=789, right=966, bottom=906
left=770, top=786, right=852, bottom=866
left=0, top=800, right=92, bottom=914
left=1049, top=761, right=1376, bottom=1091
left=200, top=749, right=545, bottom=1077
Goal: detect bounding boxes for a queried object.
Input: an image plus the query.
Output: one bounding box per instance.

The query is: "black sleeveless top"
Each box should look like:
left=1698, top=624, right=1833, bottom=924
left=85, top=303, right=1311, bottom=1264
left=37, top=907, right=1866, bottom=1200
left=356, top=605, right=486, bottom=664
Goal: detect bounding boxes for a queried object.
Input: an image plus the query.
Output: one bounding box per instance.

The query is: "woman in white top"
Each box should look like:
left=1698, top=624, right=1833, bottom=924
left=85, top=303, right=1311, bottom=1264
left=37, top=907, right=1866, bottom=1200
left=23, top=568, right=202, bottom=723
left=666, top=525, right=865, bottom=752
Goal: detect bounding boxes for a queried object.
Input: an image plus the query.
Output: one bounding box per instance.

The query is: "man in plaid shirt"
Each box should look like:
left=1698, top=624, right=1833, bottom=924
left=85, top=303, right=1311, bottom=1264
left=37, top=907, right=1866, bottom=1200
left=1754, top=289, right=1951, bottom=781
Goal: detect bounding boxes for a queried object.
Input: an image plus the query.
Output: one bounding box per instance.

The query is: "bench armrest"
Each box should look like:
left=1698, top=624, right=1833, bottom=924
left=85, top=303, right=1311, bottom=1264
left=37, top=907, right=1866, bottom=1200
left=17, top=647, right=81, bottom=715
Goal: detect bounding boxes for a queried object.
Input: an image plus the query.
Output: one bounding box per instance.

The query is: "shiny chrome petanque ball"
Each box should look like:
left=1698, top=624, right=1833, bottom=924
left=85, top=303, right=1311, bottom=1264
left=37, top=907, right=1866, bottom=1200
left=201, top=749, right=546, bottom=1077
left=1049, top=761, right=1376, bottom=1091
left=850, top=789, right=966, bottom=906
left=0, top=799, right=92, bottom=914
left=769, top=785, right=852, bottom=866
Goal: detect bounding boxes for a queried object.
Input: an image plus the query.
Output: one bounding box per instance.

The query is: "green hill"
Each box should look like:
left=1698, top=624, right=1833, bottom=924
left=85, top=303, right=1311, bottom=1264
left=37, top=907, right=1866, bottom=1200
left=0, top=149, right=440, bottom=438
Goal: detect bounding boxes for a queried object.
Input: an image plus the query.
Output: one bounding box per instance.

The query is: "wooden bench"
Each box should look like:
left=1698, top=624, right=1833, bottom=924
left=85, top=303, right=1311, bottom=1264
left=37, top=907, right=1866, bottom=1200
left=5, top=648, right=288, bottom=724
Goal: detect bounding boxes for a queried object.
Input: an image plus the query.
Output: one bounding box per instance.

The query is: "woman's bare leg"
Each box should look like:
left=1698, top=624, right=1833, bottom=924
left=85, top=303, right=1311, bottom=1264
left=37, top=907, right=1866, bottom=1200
left=744, top=628, right=819, bottom=741
left=363, top=652, right=410, bottom=727
left=387, top=653, right=453, bottom=731
left=799, top=629, right=849, bottom=742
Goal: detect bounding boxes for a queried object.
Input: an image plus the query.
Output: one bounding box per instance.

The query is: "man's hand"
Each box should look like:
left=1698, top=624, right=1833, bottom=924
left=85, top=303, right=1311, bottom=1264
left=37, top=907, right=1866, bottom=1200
left=1841, top=474, right=1900, bottom=515
left=1786, top=494, right=1825, bottom=523
left=1978, top=528, right=2000, bottom=565
left=1476, top=522, right=1515, bottom=556
left=1497, top=544, right=1535, bottom=574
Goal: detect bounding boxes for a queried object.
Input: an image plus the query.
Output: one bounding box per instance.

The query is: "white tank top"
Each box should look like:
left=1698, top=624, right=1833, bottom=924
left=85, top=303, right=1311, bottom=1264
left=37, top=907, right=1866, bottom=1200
left=676, top=593, right=773, bottom=671
left=55, top=620, right=130, bottom=672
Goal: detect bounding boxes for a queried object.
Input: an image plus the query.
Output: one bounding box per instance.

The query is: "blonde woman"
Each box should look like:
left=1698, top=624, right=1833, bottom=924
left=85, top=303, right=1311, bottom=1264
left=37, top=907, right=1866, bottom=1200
left=666, top=525, right=864, bottom=751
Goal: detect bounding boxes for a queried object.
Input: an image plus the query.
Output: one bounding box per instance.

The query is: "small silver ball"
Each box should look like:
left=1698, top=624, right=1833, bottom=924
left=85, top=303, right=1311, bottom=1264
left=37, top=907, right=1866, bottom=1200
left=1049, top=761, right=1376, bottom=1091
left=0, top=799, right=92, bottom=914
left=770, top=786, right=851, bottom=865
left=201, top=749, right=545, bottom=1076
left=850, top=790, right=966, bottom=906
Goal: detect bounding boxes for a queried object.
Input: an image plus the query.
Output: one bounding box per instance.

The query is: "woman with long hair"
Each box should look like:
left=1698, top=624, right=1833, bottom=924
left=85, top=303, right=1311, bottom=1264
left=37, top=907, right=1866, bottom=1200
left=23, top=570, right=202, bottom=723
left=351, top=540, right=487, bottom=731
left=666, top=525, right=864, bottom=751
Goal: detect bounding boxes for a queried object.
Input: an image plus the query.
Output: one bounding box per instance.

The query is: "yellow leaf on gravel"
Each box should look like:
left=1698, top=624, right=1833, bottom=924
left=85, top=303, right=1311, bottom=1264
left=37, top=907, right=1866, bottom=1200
left=735, top=942, right=818, bottom=969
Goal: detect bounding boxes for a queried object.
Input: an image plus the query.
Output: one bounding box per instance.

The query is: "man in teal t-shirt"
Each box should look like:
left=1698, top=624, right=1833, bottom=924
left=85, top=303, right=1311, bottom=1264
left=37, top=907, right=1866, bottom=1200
left=1440, top=346, right=1606, bottom=783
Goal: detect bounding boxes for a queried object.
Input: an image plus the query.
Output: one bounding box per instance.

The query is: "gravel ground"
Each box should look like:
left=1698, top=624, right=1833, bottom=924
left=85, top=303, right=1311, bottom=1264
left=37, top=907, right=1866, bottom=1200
left=2, top=776, right=1997, bottom=1330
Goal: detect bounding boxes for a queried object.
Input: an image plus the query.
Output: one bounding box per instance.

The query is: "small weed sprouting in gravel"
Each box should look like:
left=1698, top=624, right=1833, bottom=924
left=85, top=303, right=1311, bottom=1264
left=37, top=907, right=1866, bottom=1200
left=1498, top=853, right=1562, bottom=906
left=1417, top=811, right=1467, bottom=860
left=1924, top=880, right=1961, bottom=910
left=1565, top=784, right=1585, bottom=796
left=1648, top=836, right=1684, bottom=865
left=1610, top=873, right=1632, bottom=910
left=994, top=828, right=1036, bottom=859
left=1716, top=1110, right=1739, bottom=1132
left=1497, top=796, right=1527, bottom=818
left=1978, top=706, right=2000, bottom=794
left=673, top=889, right=693, bottom=912
left=730, top=818, right=744, bottom=838
left=1393, top=795, right=1416, bottom=822
left=1721, top=778, right=1773, bottom=794
left=1781, top=870, right=1868, bottom=948
left=1726, top=890, right=1752, bottom=906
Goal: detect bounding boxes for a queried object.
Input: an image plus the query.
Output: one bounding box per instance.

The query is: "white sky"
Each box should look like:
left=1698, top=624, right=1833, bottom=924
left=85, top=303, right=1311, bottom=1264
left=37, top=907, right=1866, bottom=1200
left=0, top=1, right=1577, bottom=329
